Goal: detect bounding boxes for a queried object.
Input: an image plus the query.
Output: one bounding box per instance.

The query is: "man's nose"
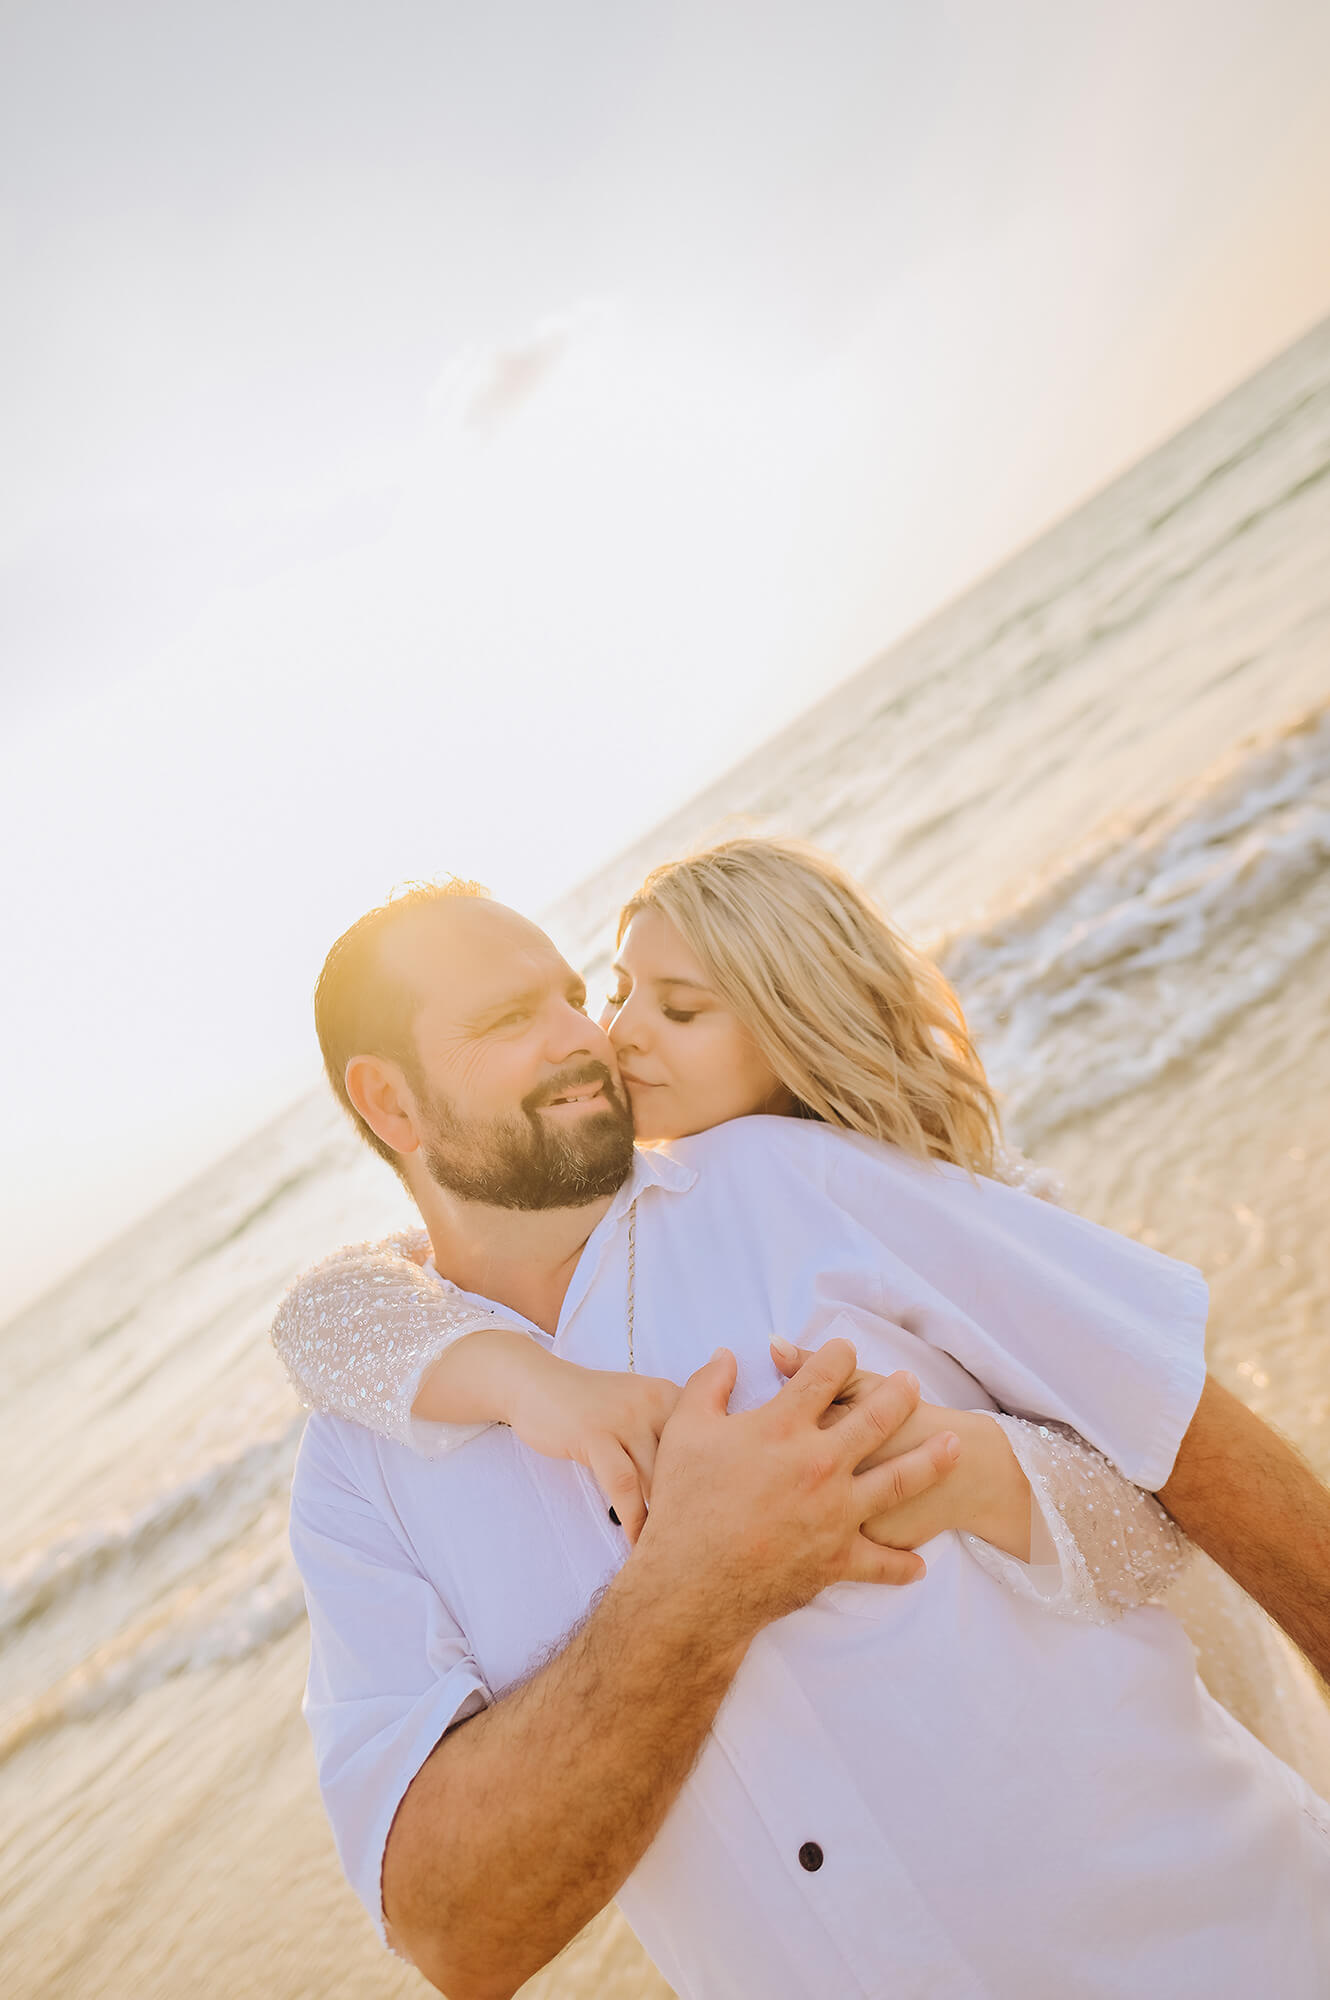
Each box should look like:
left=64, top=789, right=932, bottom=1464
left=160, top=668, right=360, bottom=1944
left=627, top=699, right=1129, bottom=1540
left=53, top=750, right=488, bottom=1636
left=607, top=990, right=648, bottom=1053
left=548, top=997, right=612, bottom=1064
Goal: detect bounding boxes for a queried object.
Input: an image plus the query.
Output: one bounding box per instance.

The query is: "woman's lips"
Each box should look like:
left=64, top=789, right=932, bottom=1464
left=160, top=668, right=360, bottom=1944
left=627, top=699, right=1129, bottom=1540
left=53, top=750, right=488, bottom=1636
left=618, top=1071, right=661, bottom=1089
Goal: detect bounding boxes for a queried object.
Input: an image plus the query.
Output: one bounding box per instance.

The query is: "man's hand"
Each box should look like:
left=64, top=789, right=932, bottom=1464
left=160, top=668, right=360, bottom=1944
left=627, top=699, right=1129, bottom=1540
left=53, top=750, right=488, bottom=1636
left=381, top=1338, right=956, bottom=2000
left=639, top=1339, right=960, bottom=1639
left=769, top=1336, right=1034, bottom=1560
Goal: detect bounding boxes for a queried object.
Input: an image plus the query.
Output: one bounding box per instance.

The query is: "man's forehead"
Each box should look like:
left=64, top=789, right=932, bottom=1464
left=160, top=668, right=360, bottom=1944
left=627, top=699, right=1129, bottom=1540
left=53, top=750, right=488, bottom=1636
left=382, top=898, right=570, bottom=1009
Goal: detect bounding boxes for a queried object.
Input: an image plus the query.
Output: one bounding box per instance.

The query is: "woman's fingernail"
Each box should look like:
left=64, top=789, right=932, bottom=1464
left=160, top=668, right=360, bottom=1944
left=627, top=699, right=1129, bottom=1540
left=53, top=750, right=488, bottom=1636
left=902, top=1372, right=919, bottom=1395
left=943, top=1433, right=960, bottom=1462
left=771, top=1335, right=796, bottom=1360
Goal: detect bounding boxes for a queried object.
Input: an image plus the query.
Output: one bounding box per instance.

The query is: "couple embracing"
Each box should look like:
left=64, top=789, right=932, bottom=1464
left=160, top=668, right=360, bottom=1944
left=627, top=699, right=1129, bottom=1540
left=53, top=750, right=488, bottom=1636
left=277, top=837, right=1330, bottom=1999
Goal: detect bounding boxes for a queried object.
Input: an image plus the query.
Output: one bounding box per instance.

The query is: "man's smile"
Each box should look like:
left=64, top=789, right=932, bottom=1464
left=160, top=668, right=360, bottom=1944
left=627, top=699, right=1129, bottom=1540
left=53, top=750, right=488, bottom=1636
left=539, top=1080, right=607, bottom=1112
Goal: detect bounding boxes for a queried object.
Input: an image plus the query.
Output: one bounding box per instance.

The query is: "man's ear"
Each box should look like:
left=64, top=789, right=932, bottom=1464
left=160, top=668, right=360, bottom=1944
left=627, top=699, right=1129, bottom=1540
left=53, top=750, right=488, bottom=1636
left=344, top=1055, right=421, bottom=1157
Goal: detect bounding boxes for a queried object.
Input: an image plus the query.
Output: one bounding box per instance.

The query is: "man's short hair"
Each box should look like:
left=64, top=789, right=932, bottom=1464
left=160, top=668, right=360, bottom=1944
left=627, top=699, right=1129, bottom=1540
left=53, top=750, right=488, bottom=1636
left=314, top=877, right=490, bottom=1176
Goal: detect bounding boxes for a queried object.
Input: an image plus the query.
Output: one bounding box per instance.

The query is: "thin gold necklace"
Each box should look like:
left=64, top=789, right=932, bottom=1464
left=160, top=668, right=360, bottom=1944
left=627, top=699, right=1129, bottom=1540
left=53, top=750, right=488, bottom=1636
left=625, top=1198, right=638, bottom=1372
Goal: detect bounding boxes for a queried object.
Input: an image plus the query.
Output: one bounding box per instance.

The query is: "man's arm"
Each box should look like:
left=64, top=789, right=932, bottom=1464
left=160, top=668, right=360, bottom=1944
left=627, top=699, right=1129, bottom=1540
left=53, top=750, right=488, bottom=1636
left=1159, top=1373, right=1330, bottom=1684
left=382, top=1343, right=956, bottom=2000
left=385, top=1530, right=743, bottom=1997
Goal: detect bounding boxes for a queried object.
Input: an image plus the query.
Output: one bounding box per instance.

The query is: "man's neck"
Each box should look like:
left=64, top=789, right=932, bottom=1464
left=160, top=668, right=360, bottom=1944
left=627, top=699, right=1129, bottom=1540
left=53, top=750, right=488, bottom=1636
left=413, top=1182, right=621, bottom=1336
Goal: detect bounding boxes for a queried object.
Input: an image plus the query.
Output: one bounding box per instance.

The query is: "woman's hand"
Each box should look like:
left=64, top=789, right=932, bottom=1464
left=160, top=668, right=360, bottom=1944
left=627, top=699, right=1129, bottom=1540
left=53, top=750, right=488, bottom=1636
left=410, top=1330, right=679, bottom=1543
left=770, top=1336, right=1033, bottom=1560
left=506, top=1354, right=681, bottom=1544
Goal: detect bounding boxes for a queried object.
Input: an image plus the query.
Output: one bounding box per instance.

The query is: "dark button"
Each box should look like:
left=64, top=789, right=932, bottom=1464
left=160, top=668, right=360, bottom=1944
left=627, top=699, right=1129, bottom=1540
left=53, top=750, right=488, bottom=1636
left=798, top=1842, right=824, bottom=1873
left=608, top=1506, right=621, bottom=1526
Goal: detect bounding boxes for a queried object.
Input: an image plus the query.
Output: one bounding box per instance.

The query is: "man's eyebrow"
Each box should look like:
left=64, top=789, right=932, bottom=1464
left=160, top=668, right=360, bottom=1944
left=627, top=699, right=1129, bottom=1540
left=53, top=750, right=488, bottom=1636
left=465, top=983, right=546, bottom=1028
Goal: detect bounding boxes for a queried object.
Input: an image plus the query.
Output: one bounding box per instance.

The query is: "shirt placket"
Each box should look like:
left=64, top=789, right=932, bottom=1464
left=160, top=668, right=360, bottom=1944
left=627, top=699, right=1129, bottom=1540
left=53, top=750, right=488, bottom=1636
left=709, top=1629, right=990, bottom=2000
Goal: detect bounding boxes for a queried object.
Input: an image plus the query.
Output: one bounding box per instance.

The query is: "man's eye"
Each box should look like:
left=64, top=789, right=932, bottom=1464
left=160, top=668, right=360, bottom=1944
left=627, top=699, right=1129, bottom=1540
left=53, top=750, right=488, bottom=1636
left=662, top=1007, right=697, bottom=1024
left=493, top=1011, right=529, bottom=1031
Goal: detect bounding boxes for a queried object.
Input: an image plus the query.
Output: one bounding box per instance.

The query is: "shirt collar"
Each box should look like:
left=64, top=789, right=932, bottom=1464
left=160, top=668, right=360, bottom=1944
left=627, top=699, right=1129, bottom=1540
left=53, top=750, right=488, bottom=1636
left=617, top=1142, right=697, bottom=1211
left=421, top=1143, right=696, bottom=1310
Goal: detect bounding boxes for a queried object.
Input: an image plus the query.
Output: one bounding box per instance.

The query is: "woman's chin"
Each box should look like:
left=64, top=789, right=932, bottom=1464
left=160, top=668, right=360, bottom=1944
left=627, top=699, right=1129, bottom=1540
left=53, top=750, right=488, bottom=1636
left=627, top=1109, right=675, bottom=1144
left=624, top=1088, right=685, bottom=1145
left=627, top=1096, right=728, bottom=1146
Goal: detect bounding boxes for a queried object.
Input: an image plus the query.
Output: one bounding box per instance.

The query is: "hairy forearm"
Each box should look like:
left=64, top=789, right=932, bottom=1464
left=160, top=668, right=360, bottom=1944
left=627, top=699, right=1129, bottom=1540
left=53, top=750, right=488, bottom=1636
left=383, top=1546, right=751, bottom=2000
left=1159, top=1375, right=1330, bottom=1685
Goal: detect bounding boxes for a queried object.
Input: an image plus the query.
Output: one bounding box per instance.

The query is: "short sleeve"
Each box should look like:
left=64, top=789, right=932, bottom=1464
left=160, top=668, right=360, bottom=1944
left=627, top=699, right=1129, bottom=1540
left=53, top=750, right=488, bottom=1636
left=288, top=1416, right=491, bottom=1943
left=824, top=1133, right=1209, bottom=1489
left=960, top=1413, right=1190, bottom=1621
left=272, top=1233, right=526, bottom=1458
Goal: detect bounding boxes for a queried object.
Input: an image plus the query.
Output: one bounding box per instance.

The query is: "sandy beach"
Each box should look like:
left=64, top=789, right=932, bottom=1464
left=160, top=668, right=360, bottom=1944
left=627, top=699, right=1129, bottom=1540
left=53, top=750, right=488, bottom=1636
left=3, top=315, right=1329, bottom=1999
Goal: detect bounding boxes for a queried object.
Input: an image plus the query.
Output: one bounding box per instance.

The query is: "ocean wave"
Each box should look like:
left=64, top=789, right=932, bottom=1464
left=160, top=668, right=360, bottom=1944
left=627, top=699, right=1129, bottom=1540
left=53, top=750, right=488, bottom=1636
left=0, top=1419, right=303, bottom=1640
left=942, top=701, right=1330, bottom=1141
left=0, top=1562, right=307, bottom=1761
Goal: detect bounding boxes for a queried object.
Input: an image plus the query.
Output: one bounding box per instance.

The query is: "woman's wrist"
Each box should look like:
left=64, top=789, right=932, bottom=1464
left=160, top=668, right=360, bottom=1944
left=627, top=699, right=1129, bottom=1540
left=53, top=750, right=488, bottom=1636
left=478, top=1336, right=564, bottom=1432
left=957, top=1412, right=1033, bottom=1561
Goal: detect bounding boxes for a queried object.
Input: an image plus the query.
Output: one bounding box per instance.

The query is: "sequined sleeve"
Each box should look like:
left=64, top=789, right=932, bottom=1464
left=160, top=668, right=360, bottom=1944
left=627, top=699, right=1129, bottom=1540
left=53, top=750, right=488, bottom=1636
left=960, top=1414, right=1190, bottom=1622
left=271, top=1232, right=532, bottom=1458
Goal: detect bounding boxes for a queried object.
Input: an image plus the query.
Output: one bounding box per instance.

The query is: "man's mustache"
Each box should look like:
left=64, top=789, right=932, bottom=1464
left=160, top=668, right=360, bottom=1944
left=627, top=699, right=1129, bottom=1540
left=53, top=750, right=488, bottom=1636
left=523, top=1061, right=627, bottom=1117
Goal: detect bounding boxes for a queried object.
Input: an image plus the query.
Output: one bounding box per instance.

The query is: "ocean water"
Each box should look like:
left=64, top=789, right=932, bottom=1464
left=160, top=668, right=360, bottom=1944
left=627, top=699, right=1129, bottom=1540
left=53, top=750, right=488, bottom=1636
left=3, top=314, right=1329, bottom=1999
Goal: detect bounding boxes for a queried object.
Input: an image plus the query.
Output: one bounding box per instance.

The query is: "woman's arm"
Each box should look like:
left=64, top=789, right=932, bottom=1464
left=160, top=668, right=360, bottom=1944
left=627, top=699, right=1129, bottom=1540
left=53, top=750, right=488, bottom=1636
left=271, top=1235, right=516, bottom=1455
left=272, top=1238, right=681, bottom=1536
left=772, top=1339, right=1188, bottom=1618
left=955, top=1414, right=1188, bottom=1621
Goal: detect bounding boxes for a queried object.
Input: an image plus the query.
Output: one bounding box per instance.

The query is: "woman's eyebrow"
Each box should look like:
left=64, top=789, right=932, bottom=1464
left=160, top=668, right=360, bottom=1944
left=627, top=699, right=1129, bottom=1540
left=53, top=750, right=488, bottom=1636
left=609, top=963, right=715, bottom=994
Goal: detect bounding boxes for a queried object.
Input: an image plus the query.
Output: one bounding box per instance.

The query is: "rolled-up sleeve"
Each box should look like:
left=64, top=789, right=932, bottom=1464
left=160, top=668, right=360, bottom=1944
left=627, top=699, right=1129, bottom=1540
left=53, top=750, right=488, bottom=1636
left=824, top=1134, right=1209, bottom=1490
left=288, top=1415, right=490, bottom=1944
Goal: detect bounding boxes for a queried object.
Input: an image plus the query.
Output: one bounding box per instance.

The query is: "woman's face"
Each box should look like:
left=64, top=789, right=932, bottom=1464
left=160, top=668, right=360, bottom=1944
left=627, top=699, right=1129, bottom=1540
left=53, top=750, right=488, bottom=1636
left=602, top=906, right=798, bottom=1141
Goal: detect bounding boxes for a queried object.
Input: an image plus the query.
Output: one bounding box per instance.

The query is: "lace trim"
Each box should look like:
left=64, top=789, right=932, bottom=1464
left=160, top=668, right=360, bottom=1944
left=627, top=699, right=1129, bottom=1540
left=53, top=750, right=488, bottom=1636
left=271, top=1232, right=531, bottom=1457
left=962, top=1413, right=1190, bottom=1623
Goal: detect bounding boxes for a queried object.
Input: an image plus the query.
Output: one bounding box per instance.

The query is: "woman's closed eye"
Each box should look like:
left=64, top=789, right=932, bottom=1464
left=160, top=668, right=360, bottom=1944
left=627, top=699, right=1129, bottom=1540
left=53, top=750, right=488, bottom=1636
left=662, top=1006, right=697, bottom=1023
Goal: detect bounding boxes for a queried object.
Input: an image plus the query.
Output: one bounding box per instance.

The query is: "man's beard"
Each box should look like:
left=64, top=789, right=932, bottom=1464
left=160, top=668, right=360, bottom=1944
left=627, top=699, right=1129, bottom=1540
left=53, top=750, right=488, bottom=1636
left=415, top=1060, right=635, bottom=1210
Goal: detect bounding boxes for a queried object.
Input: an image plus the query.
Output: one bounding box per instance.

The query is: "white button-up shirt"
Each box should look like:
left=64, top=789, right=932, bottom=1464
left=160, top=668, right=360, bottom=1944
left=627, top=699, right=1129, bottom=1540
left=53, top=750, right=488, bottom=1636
left=289, top=1118, right=1330, bottom=1999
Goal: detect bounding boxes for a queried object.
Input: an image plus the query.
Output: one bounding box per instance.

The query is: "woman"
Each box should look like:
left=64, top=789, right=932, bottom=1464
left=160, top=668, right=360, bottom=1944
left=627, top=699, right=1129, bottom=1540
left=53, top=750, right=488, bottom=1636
left=275, top=836, right=1330, bottom=1784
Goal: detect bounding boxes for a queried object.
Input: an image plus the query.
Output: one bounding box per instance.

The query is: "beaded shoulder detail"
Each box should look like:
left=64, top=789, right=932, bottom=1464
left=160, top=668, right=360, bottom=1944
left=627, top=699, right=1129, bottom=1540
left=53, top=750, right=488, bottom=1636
left=271, top=1232, right=529, bottom=1457
left=990, top=1141, right=1068, bottom=1206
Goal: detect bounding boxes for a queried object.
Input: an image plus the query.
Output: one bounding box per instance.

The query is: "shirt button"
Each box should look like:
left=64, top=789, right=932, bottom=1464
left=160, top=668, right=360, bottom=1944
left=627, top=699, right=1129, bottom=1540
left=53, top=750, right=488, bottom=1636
left=608, top=1506, right=621, bottom=1526
left=798, top=1842, right=824, bottom=1872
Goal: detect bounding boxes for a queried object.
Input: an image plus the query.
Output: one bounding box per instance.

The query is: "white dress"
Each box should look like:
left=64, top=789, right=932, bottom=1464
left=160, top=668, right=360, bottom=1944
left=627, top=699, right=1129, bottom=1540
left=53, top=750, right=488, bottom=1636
left=272, top=1154, right=1330, bottom=1798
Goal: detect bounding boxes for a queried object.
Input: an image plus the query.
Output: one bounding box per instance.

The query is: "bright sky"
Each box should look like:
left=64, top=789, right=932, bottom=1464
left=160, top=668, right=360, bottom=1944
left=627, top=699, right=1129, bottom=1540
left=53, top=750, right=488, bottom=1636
left=4, top=0, right=1330, bottom=1322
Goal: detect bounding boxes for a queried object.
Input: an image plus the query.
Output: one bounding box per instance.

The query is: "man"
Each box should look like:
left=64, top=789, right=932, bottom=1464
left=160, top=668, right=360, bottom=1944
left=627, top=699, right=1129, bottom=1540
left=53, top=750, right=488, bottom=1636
left=289, top=884, right=1330, bottom=2000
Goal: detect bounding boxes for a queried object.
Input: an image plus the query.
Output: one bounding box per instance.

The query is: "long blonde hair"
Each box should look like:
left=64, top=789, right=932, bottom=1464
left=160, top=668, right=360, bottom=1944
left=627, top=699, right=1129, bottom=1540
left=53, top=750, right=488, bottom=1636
left=619, top=837, right=1000, bottom=1174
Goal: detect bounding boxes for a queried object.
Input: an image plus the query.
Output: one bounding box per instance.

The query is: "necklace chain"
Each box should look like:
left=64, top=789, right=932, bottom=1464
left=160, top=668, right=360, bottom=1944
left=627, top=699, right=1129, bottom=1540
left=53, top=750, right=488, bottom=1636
left=626, top=1198, right=638, bottom=1373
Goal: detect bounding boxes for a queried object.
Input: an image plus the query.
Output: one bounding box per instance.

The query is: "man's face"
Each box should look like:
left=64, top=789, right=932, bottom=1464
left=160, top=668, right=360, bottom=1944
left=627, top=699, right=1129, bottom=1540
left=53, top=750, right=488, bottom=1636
left=386, top=900, right=635, bottom=1210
